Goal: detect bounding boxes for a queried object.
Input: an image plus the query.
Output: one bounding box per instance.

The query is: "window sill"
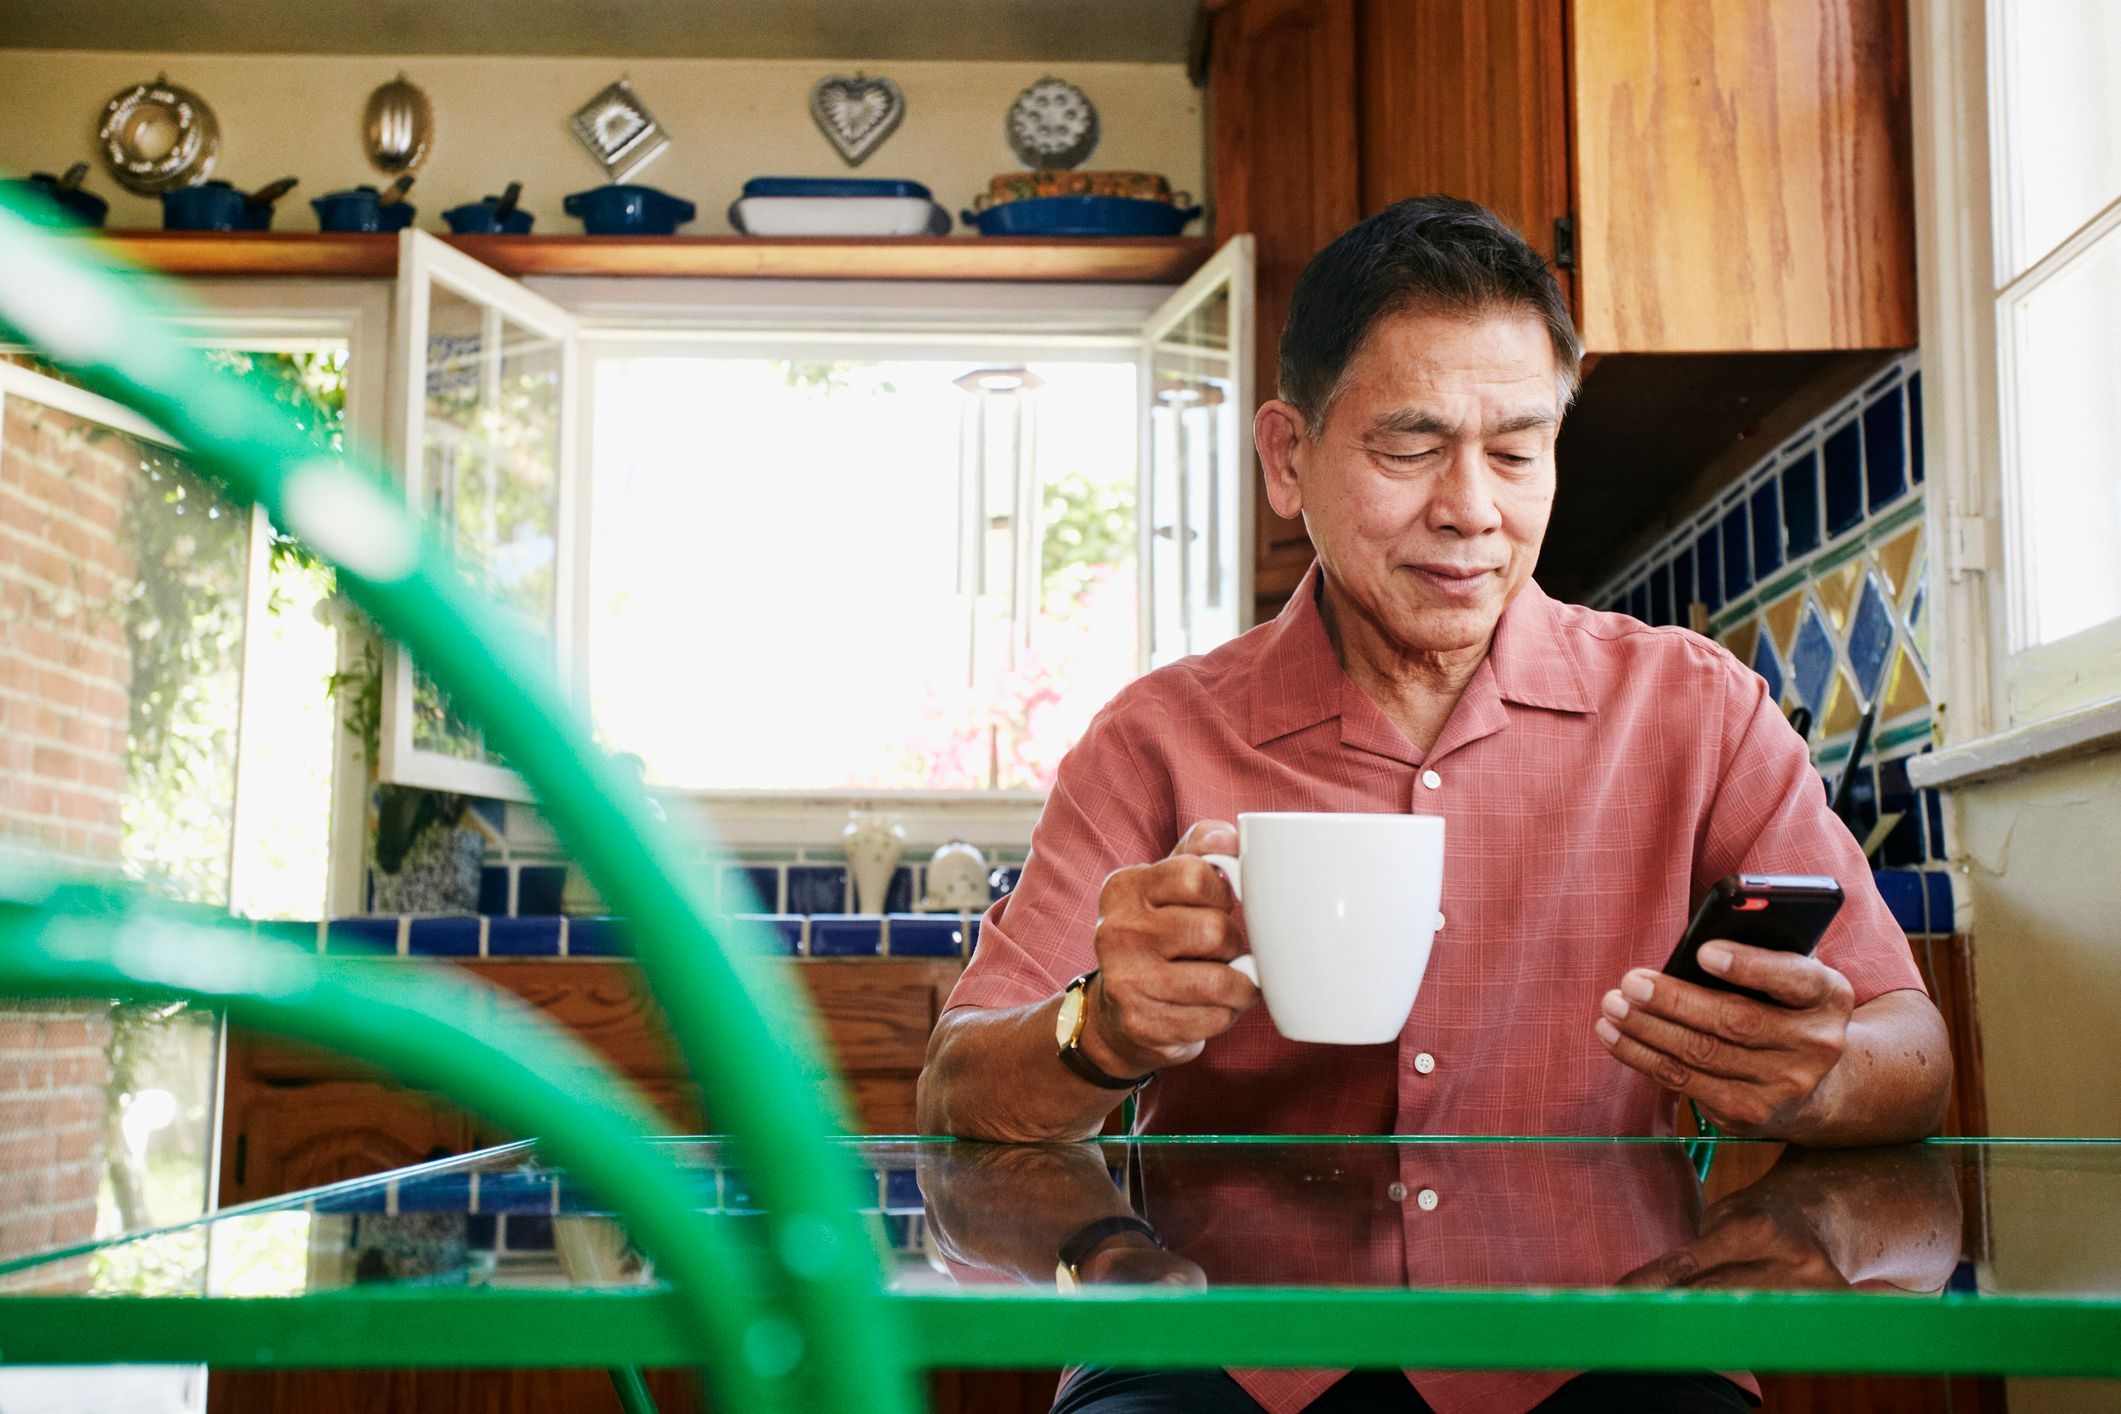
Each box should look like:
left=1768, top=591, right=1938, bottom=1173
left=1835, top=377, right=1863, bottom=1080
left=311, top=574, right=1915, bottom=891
left=1907, top=696, right=2121, bottom=790
left=506, top=790, right=1049, bottom=854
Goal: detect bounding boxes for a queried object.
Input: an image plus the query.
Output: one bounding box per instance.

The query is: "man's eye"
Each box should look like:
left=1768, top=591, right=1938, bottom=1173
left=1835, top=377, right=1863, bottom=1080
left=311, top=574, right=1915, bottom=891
left=1490, top=452, right=1535, bottom=467
left=1379, top=447, right=1439, bottom=464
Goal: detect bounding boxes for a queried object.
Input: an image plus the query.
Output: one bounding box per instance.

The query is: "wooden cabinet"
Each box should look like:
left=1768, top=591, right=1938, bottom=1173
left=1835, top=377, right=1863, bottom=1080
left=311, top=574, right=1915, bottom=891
left=219, top=957, right=962, bottom=1206
left=1356, top=0, right=1574, bottom=291
left=1208, top=0, right=1918, bottom=612
left=1569, top=0, right=1917, bottom=352
left=1208, top=0, right=1360, bottom=612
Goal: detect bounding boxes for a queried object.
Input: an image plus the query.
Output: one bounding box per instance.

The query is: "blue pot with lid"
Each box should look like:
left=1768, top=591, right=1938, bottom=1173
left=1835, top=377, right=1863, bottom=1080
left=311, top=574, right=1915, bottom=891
left=2, top=168, right=108, bottom=227
left=312, top=184, right=416, bottom=233
left=163, top=177, right=296, bottom=231
left=563, top=183, right=695, bottom=236
left=443, top=182, right=532, bottom=234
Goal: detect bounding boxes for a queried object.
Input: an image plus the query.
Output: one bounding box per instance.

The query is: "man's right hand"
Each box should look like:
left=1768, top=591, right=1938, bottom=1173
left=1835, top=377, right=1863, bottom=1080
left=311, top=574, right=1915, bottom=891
left=1079, top=819, right=1262, bottom=1076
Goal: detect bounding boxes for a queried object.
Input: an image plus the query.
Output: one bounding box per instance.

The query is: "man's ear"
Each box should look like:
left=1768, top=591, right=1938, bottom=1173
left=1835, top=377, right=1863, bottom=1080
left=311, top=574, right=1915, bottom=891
left=1255, top=399, right=1310, bottom=522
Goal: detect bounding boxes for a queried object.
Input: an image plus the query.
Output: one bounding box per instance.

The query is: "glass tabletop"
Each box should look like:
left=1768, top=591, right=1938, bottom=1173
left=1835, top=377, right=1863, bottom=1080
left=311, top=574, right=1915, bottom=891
left=5, top=1136, right=2120, bottom=1377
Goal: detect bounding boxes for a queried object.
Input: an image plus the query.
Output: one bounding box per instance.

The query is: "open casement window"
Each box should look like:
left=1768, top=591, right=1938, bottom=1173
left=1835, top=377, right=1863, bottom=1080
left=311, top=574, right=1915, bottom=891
left=381, top=231, right=580, bottom=800
left=1984, top=0, right=2121, bottom=723
left=1140, top=235, right=1255, bottom=669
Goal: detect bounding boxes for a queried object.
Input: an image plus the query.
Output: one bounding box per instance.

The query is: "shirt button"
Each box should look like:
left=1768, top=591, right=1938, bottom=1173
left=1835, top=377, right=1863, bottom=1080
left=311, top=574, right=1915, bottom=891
left=1434, top=911, right=1446, bottom=931
left=1388, top=1181, right=1408, bottom=1202
left=1421, top=769, right=1442, bottom=790
left=1416, top=1188, right=1440, bottom=1212
left=1414, top=1052, right=1436, bottom=1075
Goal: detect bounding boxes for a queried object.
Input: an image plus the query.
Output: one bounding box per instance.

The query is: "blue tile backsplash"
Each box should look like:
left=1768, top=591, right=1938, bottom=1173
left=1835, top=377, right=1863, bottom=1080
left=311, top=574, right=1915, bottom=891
left=1588, top=359, right=1957, bottom=936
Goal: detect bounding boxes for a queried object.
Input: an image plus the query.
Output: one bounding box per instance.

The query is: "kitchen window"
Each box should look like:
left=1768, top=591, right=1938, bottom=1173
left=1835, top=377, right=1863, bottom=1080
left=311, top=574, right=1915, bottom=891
left=1982, top=0, right=2121, bottom=722
left=381, top=233, right=1253, bottom=802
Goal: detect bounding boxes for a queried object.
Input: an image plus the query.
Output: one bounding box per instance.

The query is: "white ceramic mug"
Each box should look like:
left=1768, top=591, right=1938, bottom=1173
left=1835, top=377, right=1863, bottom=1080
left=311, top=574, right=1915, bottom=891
left=1202, top=812, right=1445, bottom=1045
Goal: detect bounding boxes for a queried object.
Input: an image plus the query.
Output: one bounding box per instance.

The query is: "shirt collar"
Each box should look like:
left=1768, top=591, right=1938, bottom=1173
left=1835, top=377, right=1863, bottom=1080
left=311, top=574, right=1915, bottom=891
left=1240, top=563, right=1593, bottom=752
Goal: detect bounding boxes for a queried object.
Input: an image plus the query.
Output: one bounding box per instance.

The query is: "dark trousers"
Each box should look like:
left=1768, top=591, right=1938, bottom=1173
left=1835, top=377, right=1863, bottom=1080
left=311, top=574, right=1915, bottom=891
left=1053, top=1367, right=1755, bottom=1413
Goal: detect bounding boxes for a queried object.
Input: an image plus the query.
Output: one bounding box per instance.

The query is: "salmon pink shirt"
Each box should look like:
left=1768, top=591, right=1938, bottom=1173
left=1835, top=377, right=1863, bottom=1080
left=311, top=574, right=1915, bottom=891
left=943, top=563, right=1925, bottom=1414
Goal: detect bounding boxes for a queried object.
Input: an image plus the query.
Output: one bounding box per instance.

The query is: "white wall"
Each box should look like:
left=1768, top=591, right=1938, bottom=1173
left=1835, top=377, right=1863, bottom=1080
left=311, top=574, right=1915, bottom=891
left=0, top=51, right=1204, bottom=236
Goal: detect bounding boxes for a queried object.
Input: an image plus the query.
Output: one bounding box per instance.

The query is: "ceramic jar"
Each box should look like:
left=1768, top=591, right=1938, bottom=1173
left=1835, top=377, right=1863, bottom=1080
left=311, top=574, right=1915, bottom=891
left=842, top=811, right=907, bottom=915
left=922, top=841, right=991, bottom=912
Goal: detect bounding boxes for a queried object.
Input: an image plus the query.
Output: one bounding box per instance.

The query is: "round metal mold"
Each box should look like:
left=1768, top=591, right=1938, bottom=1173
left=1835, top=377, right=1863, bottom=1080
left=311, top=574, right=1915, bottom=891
left=97, top=75, right=220, bottom=195
left=363, top=73, right=434, bottom=175
left=1005, top=76, right=1099, bottom=171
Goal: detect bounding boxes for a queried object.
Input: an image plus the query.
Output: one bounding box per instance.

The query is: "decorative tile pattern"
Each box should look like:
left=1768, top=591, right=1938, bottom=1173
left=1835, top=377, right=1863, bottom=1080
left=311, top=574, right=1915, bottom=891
left=1587, top=359, right=1952, bottom=915
left=1848, top=575, right=1896, bottom=703
left=1789, top=603, right=1836, bottom=716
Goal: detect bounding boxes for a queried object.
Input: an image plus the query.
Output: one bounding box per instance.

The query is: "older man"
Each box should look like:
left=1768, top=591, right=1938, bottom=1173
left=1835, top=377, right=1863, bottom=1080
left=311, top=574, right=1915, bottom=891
left=916, top=197, right=1950, bottom=1413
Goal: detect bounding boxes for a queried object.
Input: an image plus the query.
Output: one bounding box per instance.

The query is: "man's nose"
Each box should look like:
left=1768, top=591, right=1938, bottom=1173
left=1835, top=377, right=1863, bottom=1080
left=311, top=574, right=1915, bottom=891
left=1424, top=448, right=1505, bottom=537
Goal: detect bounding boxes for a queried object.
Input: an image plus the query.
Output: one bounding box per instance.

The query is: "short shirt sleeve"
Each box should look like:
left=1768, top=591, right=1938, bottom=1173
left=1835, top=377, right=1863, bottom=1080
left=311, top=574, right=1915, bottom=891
left=1693, top=654, right=1928, bottom=1008
left=944, top=696, right=1180, bottom=1014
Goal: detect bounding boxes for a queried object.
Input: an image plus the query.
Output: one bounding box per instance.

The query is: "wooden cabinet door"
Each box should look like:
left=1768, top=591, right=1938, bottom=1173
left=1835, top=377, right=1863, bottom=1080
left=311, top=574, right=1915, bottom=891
left=1357, top=0, right=1574, bottom=294
left=1209, top=0, right=1361, bottom=616
left=220, top=1072, right=467, bottom=1205
left=1570, top=0, right=1917, bottom=352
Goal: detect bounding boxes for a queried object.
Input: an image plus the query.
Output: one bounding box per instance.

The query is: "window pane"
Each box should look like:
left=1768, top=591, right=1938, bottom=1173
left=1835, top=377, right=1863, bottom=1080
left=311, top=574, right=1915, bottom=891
left=1993, top=0, right=2121, bottom=278
left=414, top=288, right=562, bottom=764
left=586, top=355, right=1137, bottom=791
left=2005, top=226, right=2121, bottom=646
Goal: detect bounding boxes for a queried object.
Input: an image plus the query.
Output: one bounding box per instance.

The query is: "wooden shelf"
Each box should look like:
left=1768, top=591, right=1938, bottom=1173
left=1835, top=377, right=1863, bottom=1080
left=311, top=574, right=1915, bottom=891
left=91, top=231, right=1216, bottom=284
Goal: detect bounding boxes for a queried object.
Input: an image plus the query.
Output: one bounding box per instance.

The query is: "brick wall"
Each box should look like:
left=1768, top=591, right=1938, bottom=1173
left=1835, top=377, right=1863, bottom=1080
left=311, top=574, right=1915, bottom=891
left=0, top=392, right=135, bottom=1283
left=0, top=396, right=135, bottom=866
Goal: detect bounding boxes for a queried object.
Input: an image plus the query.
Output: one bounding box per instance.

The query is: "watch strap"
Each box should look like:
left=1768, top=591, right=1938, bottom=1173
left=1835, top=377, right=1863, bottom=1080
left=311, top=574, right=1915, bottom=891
left=1057, top=1214, right=1163, bottom=1273
left=1057, top=973, right=1156, bottom=1090
left=1059, top=1041, right=1155, bottom=1091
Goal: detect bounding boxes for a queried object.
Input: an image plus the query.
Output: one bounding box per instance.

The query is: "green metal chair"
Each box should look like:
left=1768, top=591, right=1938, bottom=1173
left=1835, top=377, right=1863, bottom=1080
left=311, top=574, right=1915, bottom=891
left=0, top=189, right=923, bottom=1414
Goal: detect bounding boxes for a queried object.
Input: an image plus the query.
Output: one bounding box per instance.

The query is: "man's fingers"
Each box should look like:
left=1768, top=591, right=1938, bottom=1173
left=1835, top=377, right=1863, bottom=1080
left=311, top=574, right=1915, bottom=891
left=1692, top=943, right=1851, bottom=1012
left=1593, top=1018, right=1784, bottom=1130
left=1617, top=967, right=1782, bottom=1044
left=1599, top=989, right=1767, bottom=1081
left=1172, top=819, right=1238, bottom=858
left=1138, top=854, right=1239, bottom=914
left=1134, top=956, right=1261, bottom=1014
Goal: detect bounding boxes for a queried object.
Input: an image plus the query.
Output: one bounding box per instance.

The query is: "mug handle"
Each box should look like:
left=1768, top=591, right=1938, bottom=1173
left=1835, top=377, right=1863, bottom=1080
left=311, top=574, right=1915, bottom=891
left=1197, top=854, right=1257, bottom=985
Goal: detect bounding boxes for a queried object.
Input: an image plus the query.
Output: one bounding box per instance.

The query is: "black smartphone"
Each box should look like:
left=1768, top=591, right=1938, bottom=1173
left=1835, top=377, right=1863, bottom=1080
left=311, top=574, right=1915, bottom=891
left=1661, top=874, right=1845, bottom=1004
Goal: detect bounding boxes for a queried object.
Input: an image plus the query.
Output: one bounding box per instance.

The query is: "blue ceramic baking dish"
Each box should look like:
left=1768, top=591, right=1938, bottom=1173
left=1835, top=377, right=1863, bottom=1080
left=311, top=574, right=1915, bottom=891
left=740, top=176, right=933, bottom=199
left=961, top=194, right=1203, bottom=237
left=312, top=187, right=416, bottom=233
left=562, top=184, right=696, bottom=236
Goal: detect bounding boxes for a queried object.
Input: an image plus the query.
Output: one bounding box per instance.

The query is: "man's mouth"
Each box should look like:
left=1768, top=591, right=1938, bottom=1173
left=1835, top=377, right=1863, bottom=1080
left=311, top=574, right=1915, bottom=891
left=1407, top=563, right=1500, bottom=598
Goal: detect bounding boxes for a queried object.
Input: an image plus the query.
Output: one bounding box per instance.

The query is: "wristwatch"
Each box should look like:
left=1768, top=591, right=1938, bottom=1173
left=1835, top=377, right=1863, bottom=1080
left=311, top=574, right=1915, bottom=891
left=1055, top=971, right=1156, bottom=1091
left=1055, top=1213, right=1164, bottom=1293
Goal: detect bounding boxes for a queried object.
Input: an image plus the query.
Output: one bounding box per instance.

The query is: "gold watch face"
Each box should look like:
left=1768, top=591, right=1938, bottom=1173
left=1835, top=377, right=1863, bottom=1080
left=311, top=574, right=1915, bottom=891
left=1055, top=980, right=1085, bottom=1048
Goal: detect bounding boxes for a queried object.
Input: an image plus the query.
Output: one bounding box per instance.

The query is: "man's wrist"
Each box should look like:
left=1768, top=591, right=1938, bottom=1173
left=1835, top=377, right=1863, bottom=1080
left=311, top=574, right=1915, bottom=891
left=1075, top=978, right=1157, bottom=1080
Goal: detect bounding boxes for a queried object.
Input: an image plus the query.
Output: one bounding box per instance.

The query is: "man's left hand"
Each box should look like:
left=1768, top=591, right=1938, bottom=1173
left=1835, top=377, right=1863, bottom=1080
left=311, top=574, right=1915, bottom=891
left=1595, top=941, right=1855, bottom=1136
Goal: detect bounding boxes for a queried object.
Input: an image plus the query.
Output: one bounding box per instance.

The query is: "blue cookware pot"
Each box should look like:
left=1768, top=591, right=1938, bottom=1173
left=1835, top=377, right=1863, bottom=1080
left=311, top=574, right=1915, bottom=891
left=162, top=178, right=294, bottom=232
left=960, top=194, right=1204, bottom=238
left=563, top=184, right=695, bottom=236
left=2, top=170, right=108, bottom=228
left=443, top=186, right=532, bottom=235
left=312, top=185, right=416, bottom=233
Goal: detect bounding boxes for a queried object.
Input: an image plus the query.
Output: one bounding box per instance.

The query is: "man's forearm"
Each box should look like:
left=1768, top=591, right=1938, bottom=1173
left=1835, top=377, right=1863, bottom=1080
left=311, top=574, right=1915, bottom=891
left=917, top=998, right=1133, bottom=1142
left=1776, top=990, right=1952, bottom=1146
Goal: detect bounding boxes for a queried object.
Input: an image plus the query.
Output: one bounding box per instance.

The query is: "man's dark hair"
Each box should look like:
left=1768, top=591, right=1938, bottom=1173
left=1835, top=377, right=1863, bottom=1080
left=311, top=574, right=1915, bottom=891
left=1277, top=195, right=1581, bottom=433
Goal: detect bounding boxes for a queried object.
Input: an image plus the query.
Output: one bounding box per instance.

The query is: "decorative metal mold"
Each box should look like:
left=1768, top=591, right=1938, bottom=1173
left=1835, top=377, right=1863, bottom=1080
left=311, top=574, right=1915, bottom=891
left=97, top=74, right=220, bottom=195
left=568, top=79, right=670, bottom=183
left=1006, top=76, right=1099, bottom=170
left=809, top=74, right=906, bottom=168
left=363, top=73, right=434, bottom=175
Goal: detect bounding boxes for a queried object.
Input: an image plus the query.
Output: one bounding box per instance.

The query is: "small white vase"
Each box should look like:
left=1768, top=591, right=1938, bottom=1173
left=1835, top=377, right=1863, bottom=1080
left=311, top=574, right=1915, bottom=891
left=842, top=811, right=907, bottom=915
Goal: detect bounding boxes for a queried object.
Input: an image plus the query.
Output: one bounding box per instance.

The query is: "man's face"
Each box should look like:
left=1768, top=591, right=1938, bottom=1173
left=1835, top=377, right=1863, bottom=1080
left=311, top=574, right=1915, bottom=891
left=1260, top=306, right=1562, bottom=658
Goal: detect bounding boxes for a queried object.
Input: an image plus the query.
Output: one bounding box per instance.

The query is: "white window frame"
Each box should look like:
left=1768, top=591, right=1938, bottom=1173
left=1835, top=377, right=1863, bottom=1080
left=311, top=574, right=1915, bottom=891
left=383, top=231, right=582, bottom=803
left=1908, top=0, right=2121, bottom=790
left=4, top=283, right=391, bottom=915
